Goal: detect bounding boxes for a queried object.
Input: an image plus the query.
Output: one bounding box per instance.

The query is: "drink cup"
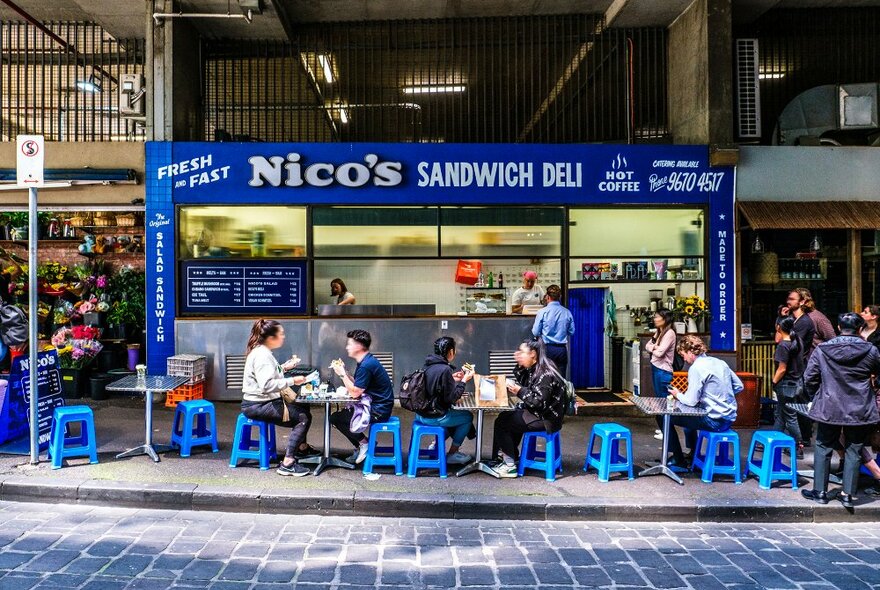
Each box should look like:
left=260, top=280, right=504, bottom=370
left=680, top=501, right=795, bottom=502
left=136, top=364, right=146, bottom=380
left=666, top=395, right=675, bottom=411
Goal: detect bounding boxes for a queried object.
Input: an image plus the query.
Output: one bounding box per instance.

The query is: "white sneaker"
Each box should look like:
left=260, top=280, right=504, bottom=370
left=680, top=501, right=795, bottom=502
left=355, top=443, right=369, bottom=465
left=492, top=462, right=519, bottom=478
left=654, top=430, right=663, bottom=440
left=428, top=439, right=437, bottom=451
left=447, top=452, right=472, bottom=465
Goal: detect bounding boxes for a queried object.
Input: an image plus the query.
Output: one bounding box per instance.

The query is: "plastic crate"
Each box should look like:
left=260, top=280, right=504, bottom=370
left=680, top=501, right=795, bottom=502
left=166, top=354, right=206, bottom=385
left=165, top=382, right=205, bottom=408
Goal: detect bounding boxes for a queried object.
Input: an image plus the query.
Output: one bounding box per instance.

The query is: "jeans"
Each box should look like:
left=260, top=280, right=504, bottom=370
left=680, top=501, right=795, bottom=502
left=241, top=399, right=312, bottom=459
left=545, top=343, right=568, bottom=377
left=814, top=422, right=872, bottom=496
left=492, top=408, right=546, bottom=462
left=656, top=413, right=732, bottom=462
left=329, top=407, right=392, bottom=448
left=772, top=387, right=803, bottom=443
left=416, top=409, right=474, bottom=446
left=651, top=365, right=673, bottom=398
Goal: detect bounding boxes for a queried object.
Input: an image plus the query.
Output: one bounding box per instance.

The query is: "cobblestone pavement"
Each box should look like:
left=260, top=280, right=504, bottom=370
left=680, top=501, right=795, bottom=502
left=0, top=501, right=879, bottom=590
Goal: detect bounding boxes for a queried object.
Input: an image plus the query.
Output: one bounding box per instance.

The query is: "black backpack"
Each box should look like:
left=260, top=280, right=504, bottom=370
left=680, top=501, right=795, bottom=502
left=399, top=369, right=442, bottom=417
left=0, top=301, right=27, bottom=347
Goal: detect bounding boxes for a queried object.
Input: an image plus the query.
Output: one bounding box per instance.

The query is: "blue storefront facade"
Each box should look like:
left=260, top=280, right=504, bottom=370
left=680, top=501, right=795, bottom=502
left=145, top=142, right=736, bottom=385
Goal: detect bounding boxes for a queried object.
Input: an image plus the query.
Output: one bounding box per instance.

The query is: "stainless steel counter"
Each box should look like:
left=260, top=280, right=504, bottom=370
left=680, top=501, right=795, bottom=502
left=176, top=316, right=534, bottom=400
left=316, top=304, right=436, bottom=316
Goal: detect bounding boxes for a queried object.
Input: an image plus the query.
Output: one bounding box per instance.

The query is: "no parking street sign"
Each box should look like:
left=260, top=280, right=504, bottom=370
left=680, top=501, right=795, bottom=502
left=16, top=134, right=44, bottom=188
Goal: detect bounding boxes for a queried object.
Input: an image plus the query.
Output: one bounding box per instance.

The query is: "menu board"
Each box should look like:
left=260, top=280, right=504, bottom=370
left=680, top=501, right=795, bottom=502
left=180, top=260, right=307, bottom=315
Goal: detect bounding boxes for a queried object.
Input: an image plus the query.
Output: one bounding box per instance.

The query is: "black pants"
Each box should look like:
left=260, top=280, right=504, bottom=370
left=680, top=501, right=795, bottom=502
left=814, top=422, right=872, bottom=496
left=241, top=399, right=311, bottom=460
left=545, top=343, right=568, bottom=377
left=492, top=408, right=546, bottom=462
left=329, top=407, right=391, bottom=448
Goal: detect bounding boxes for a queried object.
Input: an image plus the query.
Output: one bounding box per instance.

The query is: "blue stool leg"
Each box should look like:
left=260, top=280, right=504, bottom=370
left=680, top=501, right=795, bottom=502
left=407, top=431, right=420, bottom=477
left=86, top=416, right=98, bottom=465
left=50, top=417, right=64, bottom=469
left=758, top=443, right=772, bottom=490
left=258, top=422, right=271, bottom=470
left=393, top=427, right=403, bottom=476
left=545, top=436, right=556, bottom=482
left=625, top=434, right=635, bottom=480
left=179, top=411, right=193, bottom=458
left=171, top=408, right=183, bottom=448
left=745, top=435, right=758, bottom=480
left=702, top=439, right=717, bottom=483
left=583, top=430, right=595, bottom=473
left=733, top=439, right=742, bottom=484
left=598, top=435, right=611, bottom=482
left=229, top=416, right=244, bottom=468
left=364, top=430, right=379, bottom=475
left=210, top=410, right=219, bottom=453
left=437, top=433, right=447, bottom=479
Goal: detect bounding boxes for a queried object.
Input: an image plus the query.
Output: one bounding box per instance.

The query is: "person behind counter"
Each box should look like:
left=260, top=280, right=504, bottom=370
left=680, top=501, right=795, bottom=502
left=491, top=338, right=567, bottom=478
left=531, top=284, right=574, bottom=375
left=330, top=329, right=395, bottom=464
left=417, top=337, right=476, bottom=464
left=511, top=271, right=545, bottom=314
left=331, top=278, right=356, bottom=305
left=241, top=319, right=318, bottom=477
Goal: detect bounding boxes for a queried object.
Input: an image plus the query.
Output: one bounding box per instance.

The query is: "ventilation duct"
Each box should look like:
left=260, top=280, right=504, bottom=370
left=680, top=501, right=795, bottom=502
left=774, top=83, right=880, bottom=146
left=735, top=39, right=761, bottom=139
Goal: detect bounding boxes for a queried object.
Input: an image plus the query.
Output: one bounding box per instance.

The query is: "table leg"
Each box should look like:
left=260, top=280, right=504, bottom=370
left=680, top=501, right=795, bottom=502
left=301, top=402, right=355, bottom=475
left=457, top=409, right=500, bottom=478
left=115, top=389, right=173, bottom=462
left=638, top=413, right=684, bottom=485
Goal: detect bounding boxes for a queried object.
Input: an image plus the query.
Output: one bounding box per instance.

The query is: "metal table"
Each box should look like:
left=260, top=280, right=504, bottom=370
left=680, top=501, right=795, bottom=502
left=296, top=396, right=356, bottom=476
left=790, top=402, right=842, bottom=485
left=631, top=396, right=707, bottom=485
left=105, top=375, right=190, bottom=462
left=453, top=394, right=514, bottom=478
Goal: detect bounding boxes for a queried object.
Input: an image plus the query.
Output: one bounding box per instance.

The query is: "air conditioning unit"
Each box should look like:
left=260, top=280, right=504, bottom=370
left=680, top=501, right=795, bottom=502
left=735, top=39, right=761, bottom=139
left=119, top=73, right=146, bottom=116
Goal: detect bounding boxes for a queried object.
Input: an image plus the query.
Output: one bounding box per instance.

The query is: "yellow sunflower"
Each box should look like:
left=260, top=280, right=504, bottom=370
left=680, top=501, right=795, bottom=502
left=684, top=305, right=695, bottom=316
left=698, top=300, right=706, bottom=309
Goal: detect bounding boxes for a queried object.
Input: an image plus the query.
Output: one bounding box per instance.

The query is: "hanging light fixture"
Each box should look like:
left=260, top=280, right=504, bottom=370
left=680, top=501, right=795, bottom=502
left=809, top=233, right=822, bottom=252
left=76, top=74, right=102, bottom=93
left=751, top=233, right=764, bottom=254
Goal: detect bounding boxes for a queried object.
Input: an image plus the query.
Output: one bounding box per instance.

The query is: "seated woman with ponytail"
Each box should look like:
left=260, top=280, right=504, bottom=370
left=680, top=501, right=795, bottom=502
left=491, top=338, right=567, bottom=478
left=241, top=319, right=318, bottom=477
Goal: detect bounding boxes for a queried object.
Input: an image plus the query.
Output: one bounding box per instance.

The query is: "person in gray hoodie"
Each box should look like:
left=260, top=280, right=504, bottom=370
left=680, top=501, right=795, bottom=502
left=801, top=312, right=880, bottom=508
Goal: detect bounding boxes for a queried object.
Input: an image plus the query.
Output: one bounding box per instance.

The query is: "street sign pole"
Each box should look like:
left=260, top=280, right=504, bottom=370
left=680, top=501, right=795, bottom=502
left=27, top=185, right=38, bottom=464
left=17, top=134, right=45, bottom=465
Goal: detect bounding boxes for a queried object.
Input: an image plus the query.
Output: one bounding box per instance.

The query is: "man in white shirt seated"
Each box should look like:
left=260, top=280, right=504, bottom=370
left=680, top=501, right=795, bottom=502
left=665, top=335, right=742, bottom=469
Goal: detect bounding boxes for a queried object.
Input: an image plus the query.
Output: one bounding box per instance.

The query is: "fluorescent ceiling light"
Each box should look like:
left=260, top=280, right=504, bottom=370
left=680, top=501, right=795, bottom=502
left=318, top=54, right=335, bottom=84
left=402, top=84, right=466, bottom=95
left=339, top=109, right=349, bottom=124
left=76, top=75, right=102, bottom=93
left=758, top=72, right=785, bottom=80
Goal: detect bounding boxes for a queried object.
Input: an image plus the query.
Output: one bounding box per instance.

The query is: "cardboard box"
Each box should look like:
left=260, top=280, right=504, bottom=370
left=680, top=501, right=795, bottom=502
left=475, top=374, right=508, bottom=406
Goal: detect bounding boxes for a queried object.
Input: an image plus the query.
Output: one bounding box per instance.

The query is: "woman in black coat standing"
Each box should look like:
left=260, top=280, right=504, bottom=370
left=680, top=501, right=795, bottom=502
left=801, top=313, right=880, bottom=508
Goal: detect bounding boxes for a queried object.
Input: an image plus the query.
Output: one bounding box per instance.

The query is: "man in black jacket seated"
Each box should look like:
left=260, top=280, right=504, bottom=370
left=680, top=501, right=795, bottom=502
left=801, top=312, right=880, bottom=509
left=417, top=337, right=476, bottom=465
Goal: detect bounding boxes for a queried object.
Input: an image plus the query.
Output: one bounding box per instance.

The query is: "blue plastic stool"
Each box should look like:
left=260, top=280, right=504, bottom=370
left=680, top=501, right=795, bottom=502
left=583, top=423, right=633, bottom=482
left=229, top=413, right=277, bottom=470
left=519, top=431, right=563, bottom=481
left=745, top=430, right=798, bottom=490
left=407, top=422, right=447, bottom=478
left=364, top=416, right=403, bottom=475
left=692, top=429, right=742, bottom=484
left=48, top=406, right=98, bottom=470
left=170, top=400, right=219, bottom=458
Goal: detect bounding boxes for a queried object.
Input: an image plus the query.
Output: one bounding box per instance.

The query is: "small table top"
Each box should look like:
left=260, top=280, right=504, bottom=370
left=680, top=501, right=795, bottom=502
left=295, top=396, right=353, bottom=405
left=106, top=375, right=190, bottom=393
left=455, top=394, right=514, bottom=412
left=631, top=395, right=708, bottom=417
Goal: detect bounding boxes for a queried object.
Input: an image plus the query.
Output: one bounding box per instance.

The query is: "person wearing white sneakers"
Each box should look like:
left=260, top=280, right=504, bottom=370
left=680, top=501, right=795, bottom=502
left=416, top=337, right=477, bottom=465
left=646, top=310, right=677, bottom=441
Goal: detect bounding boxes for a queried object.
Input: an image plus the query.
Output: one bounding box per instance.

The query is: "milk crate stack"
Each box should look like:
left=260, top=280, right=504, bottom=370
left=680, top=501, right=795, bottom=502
left=166, top=354, right=207, bottom=408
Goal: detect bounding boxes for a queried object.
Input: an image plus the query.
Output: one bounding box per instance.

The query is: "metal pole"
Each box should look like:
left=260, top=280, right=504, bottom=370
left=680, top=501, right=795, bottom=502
left=28, top=186, right=38, bottom=464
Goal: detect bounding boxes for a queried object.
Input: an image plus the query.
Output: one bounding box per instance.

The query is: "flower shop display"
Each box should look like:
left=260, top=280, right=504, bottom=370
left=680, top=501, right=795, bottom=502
left=52, top=325, right=104, bottom=398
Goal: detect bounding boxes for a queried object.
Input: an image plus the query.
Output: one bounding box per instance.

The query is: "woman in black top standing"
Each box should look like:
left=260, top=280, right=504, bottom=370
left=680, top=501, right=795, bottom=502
left=491, top=338, right=566, bottom=478
left=772, top=316, right=804, bottom=458
left=860, top=305, right=880, bottom=351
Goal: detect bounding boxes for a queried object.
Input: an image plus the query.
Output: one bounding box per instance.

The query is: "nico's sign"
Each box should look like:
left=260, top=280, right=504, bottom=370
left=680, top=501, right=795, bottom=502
left=16, top=134, right=44, bottom=187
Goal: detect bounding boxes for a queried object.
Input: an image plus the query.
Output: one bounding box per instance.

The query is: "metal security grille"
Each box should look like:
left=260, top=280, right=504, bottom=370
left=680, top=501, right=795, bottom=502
left=736, top=8, right=880, bottom=142
left=0, top=21, right=145, bottom=142
left=735, top=38, right=761, bottom=139
left=203, top=16, right=668, bottom=143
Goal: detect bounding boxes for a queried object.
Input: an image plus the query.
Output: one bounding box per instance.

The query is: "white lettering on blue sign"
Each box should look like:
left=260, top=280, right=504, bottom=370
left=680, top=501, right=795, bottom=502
left=248, top=153, right=403, bottom=188
left=157, top=155, right=213, bottom=179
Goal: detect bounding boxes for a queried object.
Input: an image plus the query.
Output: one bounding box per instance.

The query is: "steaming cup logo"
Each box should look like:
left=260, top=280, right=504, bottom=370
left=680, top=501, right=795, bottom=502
left=598, top=153, right=640, bottom=192
left=248, top=153, right=403, bottom=188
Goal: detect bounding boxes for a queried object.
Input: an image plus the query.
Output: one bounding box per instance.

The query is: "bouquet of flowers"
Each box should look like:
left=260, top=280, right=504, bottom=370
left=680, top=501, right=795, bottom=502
left=674, top=294, right=709, bottom=322
left=52, top=325, right=103, bottom=369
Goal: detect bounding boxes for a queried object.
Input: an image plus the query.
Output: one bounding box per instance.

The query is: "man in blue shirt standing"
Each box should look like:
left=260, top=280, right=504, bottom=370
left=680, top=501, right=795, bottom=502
left=330, top=329, right=395, bottom=464
left=531, top=284, right=575, bottom=376
left=666, top=335, right=742, bottom=469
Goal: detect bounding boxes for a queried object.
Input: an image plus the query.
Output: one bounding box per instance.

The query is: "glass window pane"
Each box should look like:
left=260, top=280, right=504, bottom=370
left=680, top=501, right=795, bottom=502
left=178, top=206, right=306, bottom=259
left=440, top=207, right=562, bottom=257
left=313, top=207, right=438, bottom=257
left=569, top=208, right=704, bottom=257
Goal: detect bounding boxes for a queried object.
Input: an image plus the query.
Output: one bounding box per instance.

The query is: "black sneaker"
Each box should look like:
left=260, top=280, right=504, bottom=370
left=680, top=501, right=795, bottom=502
left=277, top=462, right=310, bottom=477
left=294, top=445, right=321, bottom=459
left=801, top=488, right=829, bottom=504
left=837, top=493, right=855, bottom=509
left=863, top=486, right=880, bottom=497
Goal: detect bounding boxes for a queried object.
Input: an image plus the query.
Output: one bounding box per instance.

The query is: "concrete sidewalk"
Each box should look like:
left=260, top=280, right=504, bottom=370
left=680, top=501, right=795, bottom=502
left=0, top=397, right=877, bottom=522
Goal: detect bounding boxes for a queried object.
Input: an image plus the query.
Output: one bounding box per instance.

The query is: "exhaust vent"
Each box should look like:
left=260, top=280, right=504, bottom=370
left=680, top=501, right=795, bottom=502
left=735, top=39, right=761, bottom=139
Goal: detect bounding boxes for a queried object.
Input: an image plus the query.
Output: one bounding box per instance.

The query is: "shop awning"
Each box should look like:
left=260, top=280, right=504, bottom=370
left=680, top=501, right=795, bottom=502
left=739, top=201, right=880, bottom=230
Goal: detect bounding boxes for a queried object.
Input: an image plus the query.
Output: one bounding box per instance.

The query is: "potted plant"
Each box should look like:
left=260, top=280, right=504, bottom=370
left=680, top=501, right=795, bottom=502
left=52, top=325, right=104, bottom=398
left=6, top=212, right=29, bottom=241
left=106, top=267, right=146, bottom=340
left=673, top=294, right=710, bottom=333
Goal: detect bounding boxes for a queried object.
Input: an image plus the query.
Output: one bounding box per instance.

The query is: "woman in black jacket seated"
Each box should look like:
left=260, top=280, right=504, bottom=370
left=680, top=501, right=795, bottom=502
left=491, top=338, right=566, bottom=478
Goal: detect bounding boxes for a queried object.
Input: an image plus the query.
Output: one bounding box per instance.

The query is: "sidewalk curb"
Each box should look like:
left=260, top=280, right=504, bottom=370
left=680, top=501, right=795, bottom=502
left=1, top=476, right=879, bottom=522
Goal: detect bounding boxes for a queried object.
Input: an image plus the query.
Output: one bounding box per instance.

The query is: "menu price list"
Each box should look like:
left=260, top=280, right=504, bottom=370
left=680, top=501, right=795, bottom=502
left=182, top=261, right=307, bottom=315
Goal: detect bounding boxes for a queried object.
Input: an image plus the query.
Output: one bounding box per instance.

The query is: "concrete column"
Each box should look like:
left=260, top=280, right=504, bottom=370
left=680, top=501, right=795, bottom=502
left=667, top=0, right=733, bottom=145
left=146, top=0, right=203, bottom=141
